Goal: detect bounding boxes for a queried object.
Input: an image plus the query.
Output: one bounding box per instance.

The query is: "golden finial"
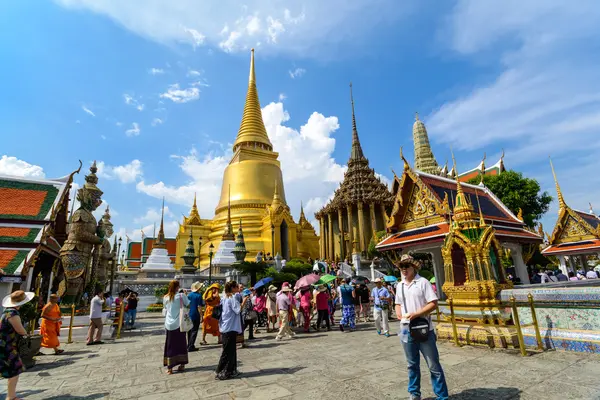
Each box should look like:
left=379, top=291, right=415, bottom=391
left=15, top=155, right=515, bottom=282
left=193, top=192, right=197, bottom=207
left=415, top=112, right=419, bottom=121
left=451, top=148, right=463, bottom=194
left=249, top=48, right=255, bottom=83
left=517, top=207, right=523, bottom=222
left=475, top=191, right=486, bottom=226
left=590, top=202, right=594, bottom=214
left=549, top=156, right=566, bottom=209
left=399, top=146, right=410, bottom=170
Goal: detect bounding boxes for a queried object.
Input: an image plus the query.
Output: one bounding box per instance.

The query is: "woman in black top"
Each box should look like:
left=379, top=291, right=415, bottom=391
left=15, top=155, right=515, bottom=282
left=355, top=284, right=371, bottom=323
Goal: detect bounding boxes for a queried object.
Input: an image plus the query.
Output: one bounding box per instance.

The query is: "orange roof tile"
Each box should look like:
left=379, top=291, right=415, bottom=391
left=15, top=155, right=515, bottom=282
left=0, top=188, right=47, bottom=217
left=378, top=224, right=449, bottom=249
left=542, top=239, right=600, bottom=255
left=0, top=227, right=31, bottom=237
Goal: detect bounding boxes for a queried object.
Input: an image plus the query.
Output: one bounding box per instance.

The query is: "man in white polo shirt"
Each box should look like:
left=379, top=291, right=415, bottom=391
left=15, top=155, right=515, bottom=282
left=394, top=254, right=448, bottom=400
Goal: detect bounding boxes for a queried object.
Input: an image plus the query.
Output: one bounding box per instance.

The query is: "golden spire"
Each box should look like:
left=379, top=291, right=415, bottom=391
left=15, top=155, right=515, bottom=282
left=590, top=202, right=595, bottom=215
left=299, top=201, right=307, bottom=222
left=187, top=192, right=201, bottom=224
left=413, top=112, right=439, bottom=174
left=154, top=198, right=167, bottom=249
left=232, top=49, right=273, bottom=152
left=451, top=150, right=475, bottom=223
left=549, top=157, right=566, bottom=209
left=349, top=82, right=365, bottom=162
left=479, top=152, right=486, bottom=184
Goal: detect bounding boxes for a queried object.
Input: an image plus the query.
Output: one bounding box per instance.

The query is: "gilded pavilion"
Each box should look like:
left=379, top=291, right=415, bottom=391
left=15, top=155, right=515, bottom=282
left=315, top=85, right=394, bottom=261
left=413, top=113, right=505, bottom=182
left=541, top=159, right=600, bottom=273
left=174, top=50, right=319, bottom=269
left=376, top=152, right=542, bottom=293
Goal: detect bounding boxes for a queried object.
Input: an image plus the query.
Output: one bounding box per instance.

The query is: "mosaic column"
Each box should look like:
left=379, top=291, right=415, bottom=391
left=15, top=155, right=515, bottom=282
left=369, top=202, right=377, bottom=239
left=328, top=213, right=334, bottom=260
left=338, top=208, right=345, bottom=260
left=357, top=202, right=366, bottom=252
left=346, top=205, right=354, bottom=251
left=319, top=218, right=325, bottom=259
left=380, top=203, right=388, bottom=230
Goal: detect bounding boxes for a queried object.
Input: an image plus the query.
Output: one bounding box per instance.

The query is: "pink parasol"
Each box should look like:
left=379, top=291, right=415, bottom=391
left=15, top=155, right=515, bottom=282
left=294, top=273, right=320, bottom=290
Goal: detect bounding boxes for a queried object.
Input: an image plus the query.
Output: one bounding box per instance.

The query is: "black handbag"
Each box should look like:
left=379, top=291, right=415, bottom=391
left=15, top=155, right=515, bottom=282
left=401, top=284, right=430, bottom=343
left=212, top=304, right=222, bottom=320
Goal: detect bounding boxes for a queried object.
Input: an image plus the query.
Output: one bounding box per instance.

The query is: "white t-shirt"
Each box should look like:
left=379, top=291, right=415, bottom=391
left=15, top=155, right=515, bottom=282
left=89, top=295, right=104, bottom=319
left=395, top=274, right=438, bottom=331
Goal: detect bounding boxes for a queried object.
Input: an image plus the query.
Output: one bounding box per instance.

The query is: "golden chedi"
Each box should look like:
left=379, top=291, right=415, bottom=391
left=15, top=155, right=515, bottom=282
left=175, top=50, right=319, bottom=270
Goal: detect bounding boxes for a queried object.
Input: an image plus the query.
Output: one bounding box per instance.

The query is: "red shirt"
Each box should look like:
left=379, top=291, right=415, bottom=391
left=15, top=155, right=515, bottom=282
left=316, top=292, right=329, bottom=310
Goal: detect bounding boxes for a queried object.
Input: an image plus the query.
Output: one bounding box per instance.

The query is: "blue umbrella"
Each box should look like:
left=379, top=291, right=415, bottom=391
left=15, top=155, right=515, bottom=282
left=253, top=277, right=273, bottom=289
left=384, top=275, right=398, bottom=283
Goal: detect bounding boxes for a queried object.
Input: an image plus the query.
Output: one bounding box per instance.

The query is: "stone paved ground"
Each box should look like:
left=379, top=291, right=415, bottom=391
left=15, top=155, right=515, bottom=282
left=5, top=313, right=600, bottom=400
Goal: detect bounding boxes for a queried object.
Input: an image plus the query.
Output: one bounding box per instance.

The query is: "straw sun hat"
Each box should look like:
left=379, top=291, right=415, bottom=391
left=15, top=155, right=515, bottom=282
left=2, top=290, right=35, bottom=308
left=395, top=254, right=420, bottom=269
left=191, top=281, right=205, bottom=293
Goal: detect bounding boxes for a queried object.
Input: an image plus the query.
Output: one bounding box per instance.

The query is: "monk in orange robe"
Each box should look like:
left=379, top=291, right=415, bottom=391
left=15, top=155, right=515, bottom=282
left=201, top=283, right=221, bottom=345
left=40, top=294, right=64, bottom=354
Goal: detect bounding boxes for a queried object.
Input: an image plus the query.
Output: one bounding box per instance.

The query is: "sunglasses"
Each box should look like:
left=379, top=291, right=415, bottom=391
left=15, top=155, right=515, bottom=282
left=398, top=264, right=413, bottom=269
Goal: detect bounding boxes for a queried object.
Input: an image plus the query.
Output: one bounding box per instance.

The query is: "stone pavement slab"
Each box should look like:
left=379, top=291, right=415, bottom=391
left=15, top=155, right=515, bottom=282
left=5, top=313, right=600, bottom=400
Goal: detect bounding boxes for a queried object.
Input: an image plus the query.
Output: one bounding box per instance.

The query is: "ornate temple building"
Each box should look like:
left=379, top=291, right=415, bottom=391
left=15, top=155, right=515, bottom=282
left=174, top=50, right=319, bottom=269
left=0, top=164, right=79, bottom=302
left=412, top=113, right=505, bottom=182
left=541, top=159, right=600, bottom=273
left=376, top=153, right=542, bottom=292
left=315, top=85, right=394, bottom=261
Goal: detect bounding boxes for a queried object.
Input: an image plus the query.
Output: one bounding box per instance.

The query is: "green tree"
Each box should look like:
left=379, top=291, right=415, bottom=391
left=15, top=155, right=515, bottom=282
left=282, top=259, right=312, bottom=277
left=236, top=261, right=269, bottom=286
left=469, top=170, right=552, bottom=228
left=367, top=230, right=387, bottom=259
left=154, top=285, right=168, bottom=303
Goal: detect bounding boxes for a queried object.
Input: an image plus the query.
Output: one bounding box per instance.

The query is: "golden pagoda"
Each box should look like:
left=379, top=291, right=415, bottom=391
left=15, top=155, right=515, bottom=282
left=175, top=50, right=320, bottom=269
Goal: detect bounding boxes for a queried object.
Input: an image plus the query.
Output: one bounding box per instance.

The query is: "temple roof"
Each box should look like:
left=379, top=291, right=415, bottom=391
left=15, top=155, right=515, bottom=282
left=457, top=153, right=505, bottom=183
left=541, top=158, right=600, bottom=255
left=378, top=161, right=541, bottom=251
left=316, top=85, right=394, bottom=217
left=0, top=166, right=79, bottom=274
left=232, top=49, right=273, bottom=153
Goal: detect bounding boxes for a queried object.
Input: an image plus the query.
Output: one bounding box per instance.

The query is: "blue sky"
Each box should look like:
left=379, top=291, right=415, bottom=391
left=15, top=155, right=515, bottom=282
left=2, top=0, right=600, bottom=242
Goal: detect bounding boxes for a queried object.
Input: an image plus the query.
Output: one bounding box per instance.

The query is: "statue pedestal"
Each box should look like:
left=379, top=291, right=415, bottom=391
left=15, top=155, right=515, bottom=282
left=176, top=273, right=198, bottom=290
left=141, top=248, right=176, bottom=273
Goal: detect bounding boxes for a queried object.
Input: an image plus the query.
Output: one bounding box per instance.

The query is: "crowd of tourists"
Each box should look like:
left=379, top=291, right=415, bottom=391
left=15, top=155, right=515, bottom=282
left=157, top=254, right=448, bottom=399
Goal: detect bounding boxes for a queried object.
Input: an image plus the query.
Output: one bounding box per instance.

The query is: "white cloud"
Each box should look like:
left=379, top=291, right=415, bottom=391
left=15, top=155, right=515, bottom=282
left=82, top=105, right=95, bottom=117
left=133, top=206, right=175, bottom=224
left=123, top=93, right=144, bottom=111
left=125, top=122, right=141, bottom=136
left=136, top=101, right=348, bottom=226
left=187, top=69, right=201, bottom=77
left=288, top=68, right=305, bottom=79
left=116, top=121, right=123, bottom=127
left=149, top=67, right=165, bottom=75
left=278, top=93, right=287, bottom=101
left=184, top=27, right=206, bottom=48
left=219, top=31, right=242, bottom=52
left=97, top=159, right=143, bottom=183
left=246, top=15, right=261, bottom=35
left=160, top=84, right=200, bottom=103
left=151, top=118, right=164, bottom=126
left=424, top=1, right=600, bottom=169
left=55, top=0, right=409, bottom=57
left=0, top=156, right=45, bottom=178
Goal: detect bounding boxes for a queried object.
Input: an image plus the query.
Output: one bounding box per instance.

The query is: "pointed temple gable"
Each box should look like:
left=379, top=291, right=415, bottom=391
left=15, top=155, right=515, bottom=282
left=542, top=158, right=600, bottom=256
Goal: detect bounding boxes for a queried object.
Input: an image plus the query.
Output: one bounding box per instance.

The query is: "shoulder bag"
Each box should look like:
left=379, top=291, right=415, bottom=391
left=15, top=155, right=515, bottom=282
left=401, top=283, right=430, bottom=342
left=212, top=301, right=223, bottom=320
left=179, top=295, right=193, bottom=332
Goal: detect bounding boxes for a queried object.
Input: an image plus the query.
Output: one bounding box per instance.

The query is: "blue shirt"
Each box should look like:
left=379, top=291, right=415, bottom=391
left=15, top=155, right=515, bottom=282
left=339, top=284, right=354, bottom=305
left=188, top=292, right=204, bottom=321
left=371, top=286, right=390, bottom=310
left=219, top=296, right=242, bottom=334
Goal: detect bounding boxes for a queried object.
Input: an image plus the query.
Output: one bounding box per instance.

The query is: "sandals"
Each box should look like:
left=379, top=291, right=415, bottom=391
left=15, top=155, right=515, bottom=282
left=200, top=340, right=208, bottom=346
left=55, top=349, right=65, bottom=355
left=177, top=365, right=185, bottom=372
left=166, top=369, right=173, bottom=375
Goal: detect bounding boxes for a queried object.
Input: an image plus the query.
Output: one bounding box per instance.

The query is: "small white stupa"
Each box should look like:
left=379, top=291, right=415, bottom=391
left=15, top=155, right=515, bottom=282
left=141, top=199, right=176, bottom=273
left=212, top=185, right=237, bottom=266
